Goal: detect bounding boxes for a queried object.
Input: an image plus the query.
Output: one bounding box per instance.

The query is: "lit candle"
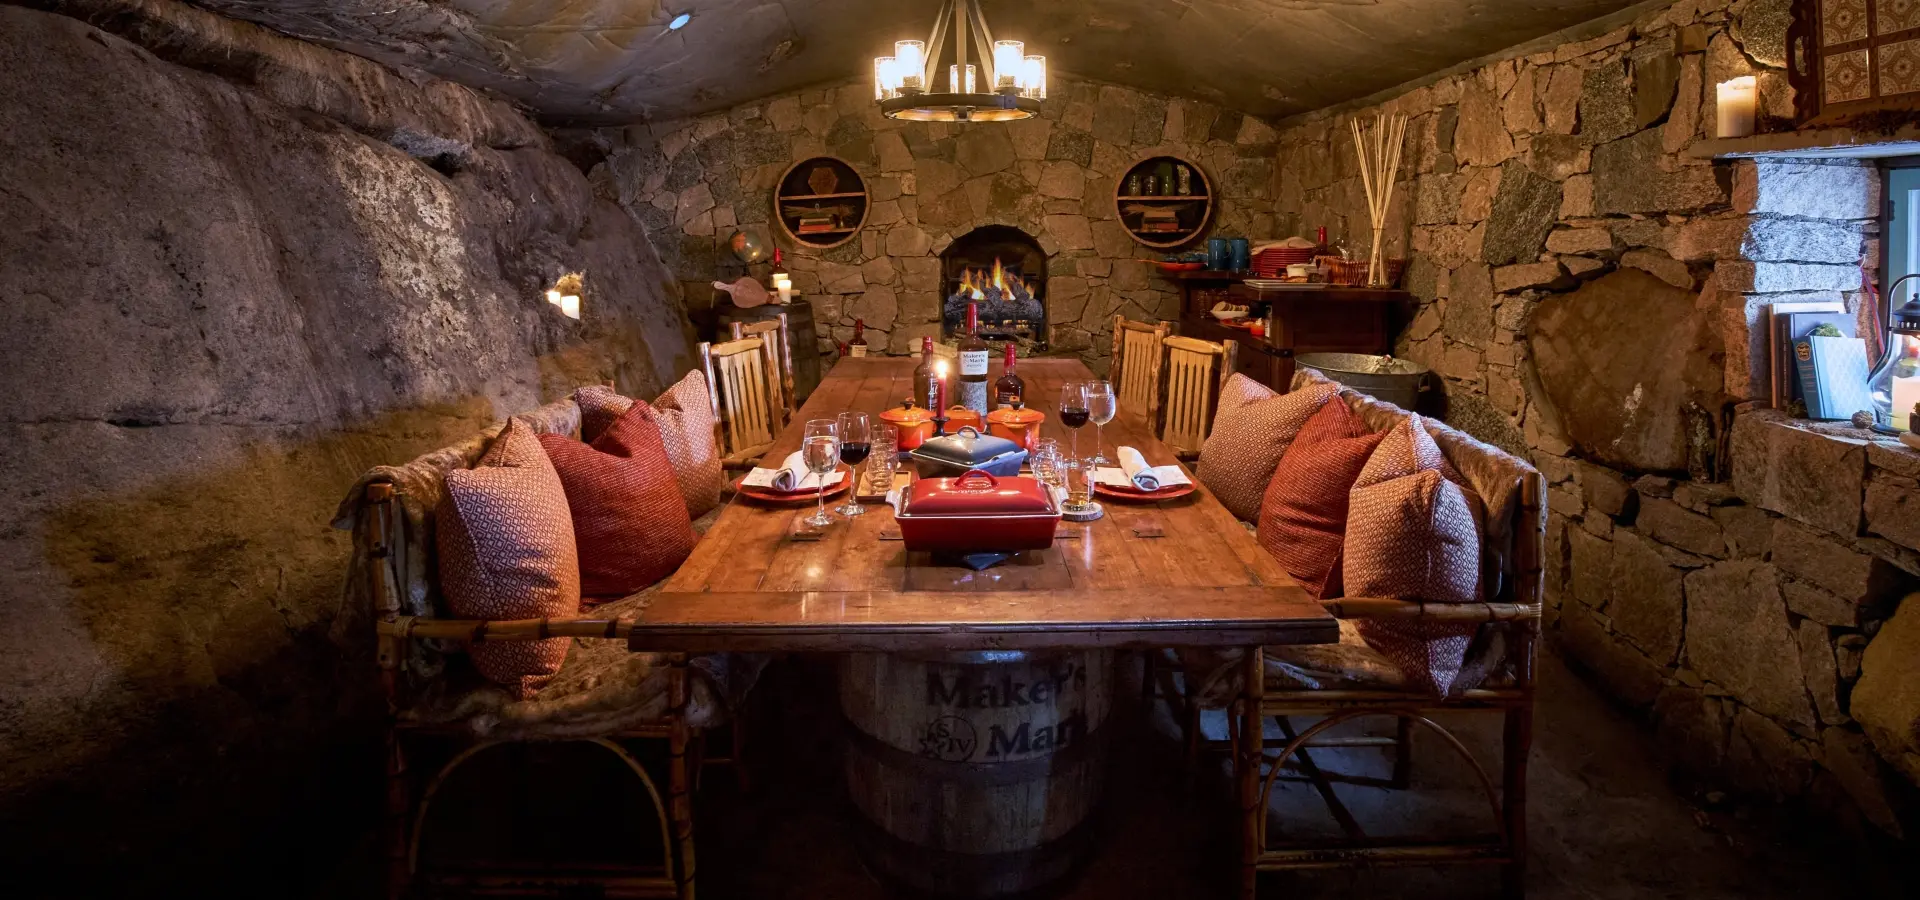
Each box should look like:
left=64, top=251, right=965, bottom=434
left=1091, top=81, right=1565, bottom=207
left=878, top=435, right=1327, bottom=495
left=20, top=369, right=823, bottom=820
left=949, top=64, right=976, bottom=94
left=772, top=273, right=792, bottom=304
left=993, top=41, right=1024, bottom=90
left=1894, top=376, right=1920, bottom=431
left=558, top=295, right=580, bottom=319
left=874, top=56, right=895, bottom=100
left=1022, top=56, right=1046, bottom=100
left=1716, top=76, right=1757, bottom=139
left=934, top=359, right=949, bottom=412
left=895, top=41, right=925, bottom=91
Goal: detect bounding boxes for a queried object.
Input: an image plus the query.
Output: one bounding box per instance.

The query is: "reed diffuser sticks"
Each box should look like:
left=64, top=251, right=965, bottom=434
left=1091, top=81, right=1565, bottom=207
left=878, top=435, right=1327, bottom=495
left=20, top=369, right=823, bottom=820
left=1350, top=113, right=1408, bottom=287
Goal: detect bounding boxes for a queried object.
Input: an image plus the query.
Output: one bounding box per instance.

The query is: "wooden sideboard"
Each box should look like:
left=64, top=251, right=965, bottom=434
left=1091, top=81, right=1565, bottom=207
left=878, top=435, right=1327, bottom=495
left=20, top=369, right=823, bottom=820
left=1162, top=270, right=1410, bottom=390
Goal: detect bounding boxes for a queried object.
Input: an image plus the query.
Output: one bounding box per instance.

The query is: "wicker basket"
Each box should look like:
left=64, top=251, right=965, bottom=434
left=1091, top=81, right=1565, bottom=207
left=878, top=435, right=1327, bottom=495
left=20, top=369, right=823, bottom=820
left=1316, top=256, right=1406, bottom=288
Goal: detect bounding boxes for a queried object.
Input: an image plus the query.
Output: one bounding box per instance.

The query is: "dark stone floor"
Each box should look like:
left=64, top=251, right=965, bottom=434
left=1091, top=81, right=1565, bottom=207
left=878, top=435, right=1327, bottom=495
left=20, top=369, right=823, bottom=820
left=326, top=646, right=1916, bottom=899
left=693, top=648, right=1914, bottom=900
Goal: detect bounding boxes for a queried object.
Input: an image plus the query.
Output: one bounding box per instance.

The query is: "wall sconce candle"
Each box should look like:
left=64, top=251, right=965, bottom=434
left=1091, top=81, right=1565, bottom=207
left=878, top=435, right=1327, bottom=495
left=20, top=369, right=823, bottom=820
left=546, top=272, right=585, bottom=319
left=1716, top=76, right=1757, bottom=138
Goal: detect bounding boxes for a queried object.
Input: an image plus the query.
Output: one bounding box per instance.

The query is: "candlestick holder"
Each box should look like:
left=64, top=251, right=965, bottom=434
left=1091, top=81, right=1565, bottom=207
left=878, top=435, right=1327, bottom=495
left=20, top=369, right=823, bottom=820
left=931, top=413, right=949, bottom=437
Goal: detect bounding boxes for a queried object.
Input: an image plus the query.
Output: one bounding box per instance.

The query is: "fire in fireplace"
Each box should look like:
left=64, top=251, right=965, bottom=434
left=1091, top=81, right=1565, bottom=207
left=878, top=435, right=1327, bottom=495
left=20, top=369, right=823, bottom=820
left=941, top=225, right=1047, bottom=347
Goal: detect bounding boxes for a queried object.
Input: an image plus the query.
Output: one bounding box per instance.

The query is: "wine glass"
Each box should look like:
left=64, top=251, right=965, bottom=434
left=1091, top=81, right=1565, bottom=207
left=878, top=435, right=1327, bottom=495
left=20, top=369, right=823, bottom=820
left=836, top=412, right=871, bottom=517
left=801, top=419, right=839, bottom=529
left=1086, top=381, right=1116, bottom=465
left=1058, top=381, right=1089, bottom=460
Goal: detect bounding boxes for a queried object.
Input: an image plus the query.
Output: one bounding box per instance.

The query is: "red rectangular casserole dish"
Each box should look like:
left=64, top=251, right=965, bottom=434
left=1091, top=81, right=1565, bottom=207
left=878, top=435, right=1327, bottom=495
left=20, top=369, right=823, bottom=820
left=895, top=469, right=1061, bottom=553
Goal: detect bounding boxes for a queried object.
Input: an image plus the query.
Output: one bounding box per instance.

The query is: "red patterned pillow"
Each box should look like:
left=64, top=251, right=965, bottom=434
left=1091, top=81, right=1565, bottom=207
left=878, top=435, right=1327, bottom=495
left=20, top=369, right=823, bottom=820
left=1198, top=374, right=1340, bottom=521
left=437, top=418, right=581, bottom=698
left=1256, top=399, right=1385, bottom=600
left=1345, top=415, right=1484, bottom=695
left=575, top=373, right=725, bottom=519
left=539, top=402, right=696, bottom=603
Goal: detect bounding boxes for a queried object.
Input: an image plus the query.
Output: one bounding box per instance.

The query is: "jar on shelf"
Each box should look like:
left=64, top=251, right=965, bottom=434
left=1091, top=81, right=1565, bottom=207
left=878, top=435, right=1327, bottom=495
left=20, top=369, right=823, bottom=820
left=1867, top=274, right=1920, bottom=430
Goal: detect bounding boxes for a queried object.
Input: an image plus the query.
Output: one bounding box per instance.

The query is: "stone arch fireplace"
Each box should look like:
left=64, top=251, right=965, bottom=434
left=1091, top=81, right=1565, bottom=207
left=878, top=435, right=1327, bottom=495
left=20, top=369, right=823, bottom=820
left=940, top=225, right=1048, bottom=349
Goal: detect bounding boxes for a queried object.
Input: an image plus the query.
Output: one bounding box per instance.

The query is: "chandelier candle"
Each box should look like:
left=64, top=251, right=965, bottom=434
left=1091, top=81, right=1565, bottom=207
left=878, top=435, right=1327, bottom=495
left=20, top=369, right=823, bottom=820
left=958, top=303, right=991, bottom=416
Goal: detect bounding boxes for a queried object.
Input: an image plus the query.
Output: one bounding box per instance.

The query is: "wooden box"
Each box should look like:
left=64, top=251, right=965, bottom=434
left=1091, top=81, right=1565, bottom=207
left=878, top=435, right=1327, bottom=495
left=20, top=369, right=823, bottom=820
left=1788, top=0, right=1920, bottom=124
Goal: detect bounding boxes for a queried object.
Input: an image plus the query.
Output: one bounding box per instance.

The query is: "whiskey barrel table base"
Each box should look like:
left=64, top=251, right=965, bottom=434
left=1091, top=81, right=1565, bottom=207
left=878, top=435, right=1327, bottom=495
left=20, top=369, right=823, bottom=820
left=840, top=650, right=1114, bottom=898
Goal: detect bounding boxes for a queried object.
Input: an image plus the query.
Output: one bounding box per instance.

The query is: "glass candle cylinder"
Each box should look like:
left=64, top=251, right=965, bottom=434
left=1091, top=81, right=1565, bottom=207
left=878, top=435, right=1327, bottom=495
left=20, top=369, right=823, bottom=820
left=1023, top=56, right=1046, bottom=99
left=895, top=41, right=925, bottom=91
left=1716, top=76, right=1757, bottom=138
left=874, top=56, right=895, bottom=100
left=949, top=64, right=976, bottom=94
left=993, top=41, right=1024, bottom=90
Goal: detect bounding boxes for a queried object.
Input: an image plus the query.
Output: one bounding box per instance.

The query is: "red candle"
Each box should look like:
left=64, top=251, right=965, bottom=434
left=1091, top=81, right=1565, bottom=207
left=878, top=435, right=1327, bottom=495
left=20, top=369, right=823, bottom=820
left=934, top=359, right=949, bottom=412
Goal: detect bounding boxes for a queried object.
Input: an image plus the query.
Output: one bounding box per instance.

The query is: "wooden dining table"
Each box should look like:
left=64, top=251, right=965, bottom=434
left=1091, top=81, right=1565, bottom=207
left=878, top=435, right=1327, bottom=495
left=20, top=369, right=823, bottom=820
left=632, top=355, right=1333, bottom=898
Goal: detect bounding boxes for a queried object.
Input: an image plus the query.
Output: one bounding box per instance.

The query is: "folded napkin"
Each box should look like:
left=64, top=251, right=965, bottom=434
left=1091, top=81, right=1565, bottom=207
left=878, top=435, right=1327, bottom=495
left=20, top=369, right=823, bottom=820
left=1097, top=446, right=1192, bottom=491
left=742, top=450, right=844, bottom=492
left=1250, top=236, right=1317, bottom=254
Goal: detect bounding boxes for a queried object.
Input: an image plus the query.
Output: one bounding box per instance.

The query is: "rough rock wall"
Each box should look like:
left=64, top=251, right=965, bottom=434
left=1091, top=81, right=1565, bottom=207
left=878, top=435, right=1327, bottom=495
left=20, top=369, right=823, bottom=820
left=605, top=77, right=1283, bottom=374
left=1272, top=0, right=1919, bottom=838
left=0, top=0, right=692, bottom=890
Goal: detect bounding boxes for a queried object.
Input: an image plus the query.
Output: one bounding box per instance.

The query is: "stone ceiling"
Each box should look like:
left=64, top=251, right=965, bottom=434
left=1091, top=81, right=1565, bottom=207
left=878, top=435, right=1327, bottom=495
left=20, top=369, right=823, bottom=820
left=189, top=0, right=1643, bottom=124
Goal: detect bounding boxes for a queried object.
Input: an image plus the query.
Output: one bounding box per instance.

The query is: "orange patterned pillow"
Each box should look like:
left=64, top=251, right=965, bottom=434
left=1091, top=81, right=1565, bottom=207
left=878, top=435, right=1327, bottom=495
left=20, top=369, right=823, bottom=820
left=1256, top=399, right=1385, bottom=599
left=437, top=418, right=581, bottom=698
left=538, top=401, right=696, bottom=603
left=575, top=373, right=725, bottom=519
left=1198, top=374, right=1339, bottom=521
left=1345, top=415, right=1484, bottom=695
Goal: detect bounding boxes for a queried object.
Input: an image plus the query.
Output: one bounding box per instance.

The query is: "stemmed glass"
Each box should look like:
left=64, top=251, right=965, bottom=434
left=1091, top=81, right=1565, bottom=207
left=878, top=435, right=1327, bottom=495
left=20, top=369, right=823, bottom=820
left=1086, top=381, right=1116, bottom=465
left=1058, top=381, right=1090, bottom=461
left=836, top=412, right=871, bottom=517
left=801, top=419, right=839, bottom=528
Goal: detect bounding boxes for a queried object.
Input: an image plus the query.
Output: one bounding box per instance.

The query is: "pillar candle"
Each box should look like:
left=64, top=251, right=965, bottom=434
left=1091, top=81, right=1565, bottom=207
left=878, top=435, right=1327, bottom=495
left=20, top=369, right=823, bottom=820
left=1893, top=376, right=1920, bottom=431
left=1716, top=77, right=1757, bottom=139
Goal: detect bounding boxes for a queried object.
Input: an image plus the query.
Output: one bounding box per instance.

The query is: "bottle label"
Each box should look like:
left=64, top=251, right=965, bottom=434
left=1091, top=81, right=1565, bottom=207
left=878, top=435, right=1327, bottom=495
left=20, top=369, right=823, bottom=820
left=849, top=344, right=867, bottom=357
left=959, top=349, right=989, bottom=376
left=958, top=380, right=990, bottom=416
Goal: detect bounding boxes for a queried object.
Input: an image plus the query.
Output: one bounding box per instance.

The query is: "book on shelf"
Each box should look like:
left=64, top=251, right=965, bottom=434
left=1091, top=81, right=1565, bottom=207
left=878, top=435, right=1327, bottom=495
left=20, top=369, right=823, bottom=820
left=1794, top=334, right=1872, bottom=421
left=796, top=216, right=837, bottom=234
left=1766, top=301, right=1849, bottom=409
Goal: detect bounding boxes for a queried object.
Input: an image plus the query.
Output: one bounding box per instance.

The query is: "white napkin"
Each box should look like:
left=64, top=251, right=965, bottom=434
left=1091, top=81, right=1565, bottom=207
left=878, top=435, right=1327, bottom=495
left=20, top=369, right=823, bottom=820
left=742, top=450, right=844, bottom=492
left=1097, top=446, right=1192, bottom=491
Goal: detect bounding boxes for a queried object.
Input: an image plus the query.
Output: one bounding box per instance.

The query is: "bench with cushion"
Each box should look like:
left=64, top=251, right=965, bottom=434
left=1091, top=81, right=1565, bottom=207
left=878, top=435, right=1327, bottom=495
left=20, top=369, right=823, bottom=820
left=333, top=388, right=762, bottom=900
left=1165, top=367, right=1545, bottom=899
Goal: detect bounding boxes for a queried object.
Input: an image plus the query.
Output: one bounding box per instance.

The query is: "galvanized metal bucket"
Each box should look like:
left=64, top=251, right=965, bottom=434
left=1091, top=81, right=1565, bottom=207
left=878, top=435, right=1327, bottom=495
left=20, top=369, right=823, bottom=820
left=1296, top=352, right=1430, bottom=411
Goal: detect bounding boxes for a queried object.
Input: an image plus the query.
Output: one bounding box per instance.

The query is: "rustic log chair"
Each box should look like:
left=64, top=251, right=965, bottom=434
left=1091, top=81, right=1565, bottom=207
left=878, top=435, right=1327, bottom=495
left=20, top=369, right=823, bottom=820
left=728, top=315, right=795, bottom=429
left=700, top=337, right=785, bottom=470
left=1156, top=334, right=1239, bottom=459
left=1109, top=315, right=1169, bottom=429
left=1148, top=370, right=1545, bottom=900
left=336, top=396, right=759, bottom=900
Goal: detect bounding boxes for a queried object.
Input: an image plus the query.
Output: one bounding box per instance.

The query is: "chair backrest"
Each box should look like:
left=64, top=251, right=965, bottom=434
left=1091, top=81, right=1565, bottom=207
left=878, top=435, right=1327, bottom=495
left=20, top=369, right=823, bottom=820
left=1158, top=335, right=1238, bottom=456
left=1111, top=316, right=1169, bottom=425
left=700, top=338, right=780, bottom=461
left=729, top=314, right=795, bottom=426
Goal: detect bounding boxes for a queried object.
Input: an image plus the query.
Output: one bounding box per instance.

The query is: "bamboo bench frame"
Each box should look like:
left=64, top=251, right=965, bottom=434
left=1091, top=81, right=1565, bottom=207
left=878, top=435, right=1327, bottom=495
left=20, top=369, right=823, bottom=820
left=362, top=482, right=721, bottom=900
left=1150, top=472, right=1544, bottom=900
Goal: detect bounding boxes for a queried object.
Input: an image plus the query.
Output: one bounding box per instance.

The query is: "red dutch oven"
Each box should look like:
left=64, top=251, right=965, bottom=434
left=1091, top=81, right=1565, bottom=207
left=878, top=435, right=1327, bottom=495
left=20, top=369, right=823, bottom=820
left=895, top=469, right=1061, bottom=553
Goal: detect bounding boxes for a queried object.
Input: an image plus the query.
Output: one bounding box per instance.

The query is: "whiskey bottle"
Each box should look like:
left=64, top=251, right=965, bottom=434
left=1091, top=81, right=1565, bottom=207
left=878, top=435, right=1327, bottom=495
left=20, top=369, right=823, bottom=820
left=957, top=303, right=990, bottom=416
left=993, top=342, right=1024, bottom=410
left=849, top=318, right=868, bottom=358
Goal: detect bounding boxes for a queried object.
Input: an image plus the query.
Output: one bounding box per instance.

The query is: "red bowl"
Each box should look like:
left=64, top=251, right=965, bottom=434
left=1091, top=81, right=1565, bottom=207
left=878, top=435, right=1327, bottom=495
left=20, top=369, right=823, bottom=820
left=1157, top=261, right=1205, bottom=273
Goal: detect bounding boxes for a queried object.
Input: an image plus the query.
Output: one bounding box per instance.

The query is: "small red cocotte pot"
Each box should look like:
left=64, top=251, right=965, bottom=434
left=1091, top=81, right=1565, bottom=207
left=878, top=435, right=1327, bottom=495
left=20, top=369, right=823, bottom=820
left=895, top=469, right=1061, bottom=553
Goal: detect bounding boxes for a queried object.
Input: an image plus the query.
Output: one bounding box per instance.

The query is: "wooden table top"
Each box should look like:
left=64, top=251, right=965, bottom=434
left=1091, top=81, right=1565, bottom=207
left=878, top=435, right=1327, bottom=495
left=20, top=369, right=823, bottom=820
left=629, top=357, right=1335, bottom=653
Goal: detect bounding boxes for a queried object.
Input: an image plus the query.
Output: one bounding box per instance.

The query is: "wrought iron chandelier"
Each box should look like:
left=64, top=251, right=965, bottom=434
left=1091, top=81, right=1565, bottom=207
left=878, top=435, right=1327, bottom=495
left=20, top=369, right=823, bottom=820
left=874, top=0, right=1045, bottom=122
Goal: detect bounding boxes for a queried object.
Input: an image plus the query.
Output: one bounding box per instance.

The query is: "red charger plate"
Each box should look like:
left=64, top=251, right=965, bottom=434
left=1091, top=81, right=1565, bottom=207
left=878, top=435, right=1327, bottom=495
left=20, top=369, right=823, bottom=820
left=1094, top=481, right=1198, bottom=502
left=734, top=463, right=854, bottom=504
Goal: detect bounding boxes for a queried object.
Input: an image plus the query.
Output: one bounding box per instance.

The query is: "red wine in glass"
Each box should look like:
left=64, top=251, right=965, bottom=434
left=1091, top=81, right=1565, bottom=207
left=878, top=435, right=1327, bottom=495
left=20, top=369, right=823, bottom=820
left=839, top=441, right=872, bottom=467
left=1058, top=408, right=1090, bottom=428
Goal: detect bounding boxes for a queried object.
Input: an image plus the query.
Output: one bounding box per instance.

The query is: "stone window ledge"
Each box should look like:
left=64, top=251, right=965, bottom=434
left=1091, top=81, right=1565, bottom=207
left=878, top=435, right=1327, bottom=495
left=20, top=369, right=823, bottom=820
left=1732, top=408, right=1920, bottom=572
left=1690, top=126, right=1920, bottom=161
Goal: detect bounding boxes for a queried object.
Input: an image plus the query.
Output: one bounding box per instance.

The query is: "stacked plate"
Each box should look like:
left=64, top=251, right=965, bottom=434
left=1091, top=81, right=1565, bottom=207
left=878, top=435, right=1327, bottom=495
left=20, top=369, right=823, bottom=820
left=1251, top=246, right=1317, bottom=278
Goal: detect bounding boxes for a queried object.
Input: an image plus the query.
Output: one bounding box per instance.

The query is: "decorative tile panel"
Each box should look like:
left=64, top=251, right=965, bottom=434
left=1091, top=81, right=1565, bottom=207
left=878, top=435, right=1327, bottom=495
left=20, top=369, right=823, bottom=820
left=1882, top=39, right=1920, bottom=93
left=1879, top=0, right=1920, bottom=34
left=1826, top=48, right=1875, bottom=101
left=1825, top=0, right=1871, bottom=45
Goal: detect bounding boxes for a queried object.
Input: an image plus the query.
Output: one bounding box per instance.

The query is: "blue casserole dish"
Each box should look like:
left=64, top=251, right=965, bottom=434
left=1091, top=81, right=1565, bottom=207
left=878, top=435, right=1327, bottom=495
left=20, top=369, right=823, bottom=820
left=909, top=426, right=1029, bottom=479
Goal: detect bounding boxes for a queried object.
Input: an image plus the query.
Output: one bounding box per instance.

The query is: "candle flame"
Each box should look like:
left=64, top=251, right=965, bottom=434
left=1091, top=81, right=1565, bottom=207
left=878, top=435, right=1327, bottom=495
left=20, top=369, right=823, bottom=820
left=935, top=359, right=949, bottom=377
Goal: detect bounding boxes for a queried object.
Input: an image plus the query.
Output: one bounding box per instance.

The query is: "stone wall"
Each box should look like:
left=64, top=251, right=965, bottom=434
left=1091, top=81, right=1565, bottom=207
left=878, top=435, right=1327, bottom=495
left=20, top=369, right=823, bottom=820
left=604, top=76, right=1282, bottom=372
left=0, top=0, right=693, bottom=889
left=1272, top=0, right=1918, bottom=837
